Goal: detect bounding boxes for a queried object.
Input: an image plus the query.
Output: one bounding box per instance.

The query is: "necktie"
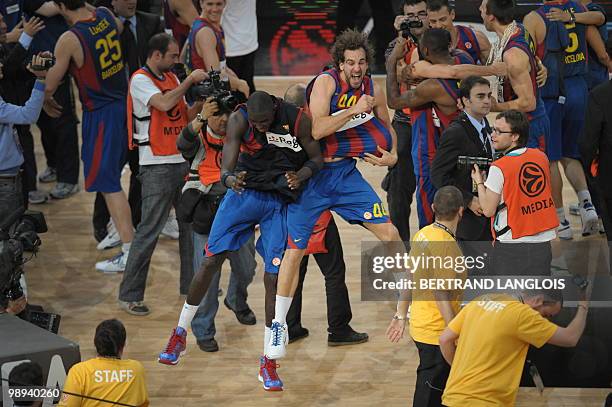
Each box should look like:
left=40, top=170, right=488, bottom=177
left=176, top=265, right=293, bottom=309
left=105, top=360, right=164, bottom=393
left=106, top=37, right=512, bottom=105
left=481, top=127, right=492, bottom=157
left=121, top=20, right=139, bottom=76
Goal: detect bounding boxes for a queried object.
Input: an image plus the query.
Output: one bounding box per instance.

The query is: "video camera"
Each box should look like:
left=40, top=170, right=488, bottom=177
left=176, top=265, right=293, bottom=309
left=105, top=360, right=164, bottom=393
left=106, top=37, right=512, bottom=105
left=29, top=55, right=56, bottom=71
left=457, top=155, right=492, bottom=171
left=400, top=19, right=424, bottom=40
left=0, top=208, right=60, bottom=332
left=172, top=64, right=246, bottom=115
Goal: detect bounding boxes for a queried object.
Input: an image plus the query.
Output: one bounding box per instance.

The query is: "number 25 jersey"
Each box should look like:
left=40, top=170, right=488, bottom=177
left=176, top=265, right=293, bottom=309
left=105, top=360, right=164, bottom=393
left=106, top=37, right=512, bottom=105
left=69, top=7, right=127, bottom=112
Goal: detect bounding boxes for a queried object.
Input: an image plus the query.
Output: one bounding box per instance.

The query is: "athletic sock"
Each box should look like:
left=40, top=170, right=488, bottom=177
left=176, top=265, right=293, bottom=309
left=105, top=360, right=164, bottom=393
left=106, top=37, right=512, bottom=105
left=274, top=295, right=293, bottom=325
left=178, top=302, right=199, bottom=330
left=577, top=190, right=592, bottom=206
left=122, top=242, right=131, bottom=254
left=264, top=326, right=271, bottom=355
left=556, top=207, right=567, bottom=224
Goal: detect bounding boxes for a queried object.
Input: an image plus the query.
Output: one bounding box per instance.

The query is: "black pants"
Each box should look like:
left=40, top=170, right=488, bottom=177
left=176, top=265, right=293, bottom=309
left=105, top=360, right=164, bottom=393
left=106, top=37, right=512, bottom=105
left=490, top=241, right=552, bottom=276
left=0, top=173, right=24, bottom=223
left=226, top=51, right=257, bottom=95
left=92, top=148, right=142, bottom=231
left=335, top=0, right=394, bottom=73
left=286, top=217, right=353, bottom=335
left=38, top=77, right=79, bottom=185
left=382, top=120, right=416, bottom=245
left=413, top=341, right=450, bottom=407
left=16, top=125, right=36, bottom=205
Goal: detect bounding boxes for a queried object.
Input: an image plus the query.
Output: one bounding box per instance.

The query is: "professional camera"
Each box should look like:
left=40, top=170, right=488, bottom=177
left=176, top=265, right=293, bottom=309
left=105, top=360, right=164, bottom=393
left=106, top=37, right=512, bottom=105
left=457, top=155, right=492, bottom=171
left=400, top=18, right=423, bottom=40
left=172, top=64, right=246, bottom=114
left=0, top=209, right=46, bottom=308
left=188, top=69, right=246, bottom=114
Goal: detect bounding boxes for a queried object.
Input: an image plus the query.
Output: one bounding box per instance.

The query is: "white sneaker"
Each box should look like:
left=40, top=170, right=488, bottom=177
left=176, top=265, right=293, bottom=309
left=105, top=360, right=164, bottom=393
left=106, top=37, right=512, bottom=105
left=96, top=251, right=128, bottom=273
left=569, top=203, right=580, bottom=216
left=97, top=221, right=121, bottom=250
left=267, top=320, right=288, bottom=360
left=161, top=216, right=180, bottom=240
left=557, top=220, right=573, bottom=240
left=579, top=202, right=599, bottom=236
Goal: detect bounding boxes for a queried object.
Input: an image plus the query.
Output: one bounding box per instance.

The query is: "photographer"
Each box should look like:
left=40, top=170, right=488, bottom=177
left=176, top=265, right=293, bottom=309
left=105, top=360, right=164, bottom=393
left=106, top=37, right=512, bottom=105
left=431, top=76, right=494, bottom=262
left=472, top=110, right=558, bottom=276
left=175, top=96, right=256, bottom=352
left=9, top=361, right=44, bottom=407
left=380, top=0, right=427, bottom=244
left=0, top=53, right=49, bottom=221
left=117, top=33, right=206, bottom=311
left=0, top=15, right=47, bottom=205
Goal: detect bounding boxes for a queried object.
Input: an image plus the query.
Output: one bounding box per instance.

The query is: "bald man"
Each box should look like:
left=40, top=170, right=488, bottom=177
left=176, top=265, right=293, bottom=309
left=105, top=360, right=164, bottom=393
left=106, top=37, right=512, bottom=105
left=159, top=91, right=322, bottom=392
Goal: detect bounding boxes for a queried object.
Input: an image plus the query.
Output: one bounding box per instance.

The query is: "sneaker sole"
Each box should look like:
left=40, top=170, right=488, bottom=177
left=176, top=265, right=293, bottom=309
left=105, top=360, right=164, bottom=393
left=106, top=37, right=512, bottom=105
left=158, top=350, right=186, bottom=366
left=258, top=374, right=283, bottom=391
left=97, top=240, right=122, bottom=251
left=581, top=215, right=599, bottom=237
left=328, top=337, right=369, bottom=347
left=28, top=198, right=48, bottom=205
left=265, top=349, right=286, bottom=360
left=118, top=304, right=150, bottom=316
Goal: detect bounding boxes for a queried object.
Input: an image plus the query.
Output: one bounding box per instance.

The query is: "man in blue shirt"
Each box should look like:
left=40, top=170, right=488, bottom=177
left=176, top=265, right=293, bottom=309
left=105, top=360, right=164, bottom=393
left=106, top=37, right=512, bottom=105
left=0, top=53, right=49, bottom=220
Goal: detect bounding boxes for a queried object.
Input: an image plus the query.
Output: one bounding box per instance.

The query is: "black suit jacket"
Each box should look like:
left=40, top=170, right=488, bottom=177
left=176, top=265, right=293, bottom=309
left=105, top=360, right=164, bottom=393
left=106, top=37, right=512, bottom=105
left=580, top=80, right=612, bottom=197
left=111, top=10, right=164, bottom=75
left=431, top=111, right=493, bottom=241
left=134, top=11, right=165, bottom=68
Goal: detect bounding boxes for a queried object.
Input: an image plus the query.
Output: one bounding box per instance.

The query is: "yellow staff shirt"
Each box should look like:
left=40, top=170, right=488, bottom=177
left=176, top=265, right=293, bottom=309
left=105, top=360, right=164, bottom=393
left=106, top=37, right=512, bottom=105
left=409, top=224, right=465, bottom=345
left=58, top=357, right=149, bottom=407
left=442, top=294, right=558, bottom=407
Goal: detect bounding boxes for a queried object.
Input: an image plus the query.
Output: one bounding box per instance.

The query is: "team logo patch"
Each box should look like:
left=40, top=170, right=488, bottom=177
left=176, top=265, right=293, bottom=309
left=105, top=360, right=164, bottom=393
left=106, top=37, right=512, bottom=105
left=363, top=211, right=372, bottom=220
left=465, top=42, right=472, bottom=49
left=519, top=161, right=546, bottom=197
left=272, top=257, right=281, bottom=266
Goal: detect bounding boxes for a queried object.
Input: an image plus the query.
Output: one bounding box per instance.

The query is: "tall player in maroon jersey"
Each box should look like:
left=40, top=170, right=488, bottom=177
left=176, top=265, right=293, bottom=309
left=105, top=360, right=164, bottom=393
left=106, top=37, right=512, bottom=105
left=46, top=1, right=133, bottom=271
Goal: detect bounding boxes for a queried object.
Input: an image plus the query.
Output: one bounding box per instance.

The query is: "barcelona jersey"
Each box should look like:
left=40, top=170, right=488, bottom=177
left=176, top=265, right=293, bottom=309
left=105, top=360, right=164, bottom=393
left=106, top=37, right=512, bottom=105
left=306, top=68, right=392, bottom=158
left=69, top=7, right=127, bottom=112
left=536, top=0, right=588, bottom=79
left=187, top=18, right=226, bottom=71
left=455, top=25, right=482, bottom=64
left=502, top=23, right=547, bottom=120
left=410, top=50, right=471, bottom=227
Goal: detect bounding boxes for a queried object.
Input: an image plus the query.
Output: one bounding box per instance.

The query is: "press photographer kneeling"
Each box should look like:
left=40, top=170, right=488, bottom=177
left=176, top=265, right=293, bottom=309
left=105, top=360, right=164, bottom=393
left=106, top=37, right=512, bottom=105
left=472, top=110, right=558, bottom=276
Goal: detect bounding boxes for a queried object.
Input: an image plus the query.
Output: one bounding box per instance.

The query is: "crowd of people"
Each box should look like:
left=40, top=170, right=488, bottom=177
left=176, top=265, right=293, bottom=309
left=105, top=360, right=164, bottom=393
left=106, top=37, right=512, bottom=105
left=1, top=0, right=611, bottom=405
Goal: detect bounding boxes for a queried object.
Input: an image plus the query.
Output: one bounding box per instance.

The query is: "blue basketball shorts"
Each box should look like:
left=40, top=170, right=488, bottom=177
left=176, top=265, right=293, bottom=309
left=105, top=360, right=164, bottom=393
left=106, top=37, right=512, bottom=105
left=205, top=189, right=287, bottom=274
left=287, top=158, right=389, bottom=250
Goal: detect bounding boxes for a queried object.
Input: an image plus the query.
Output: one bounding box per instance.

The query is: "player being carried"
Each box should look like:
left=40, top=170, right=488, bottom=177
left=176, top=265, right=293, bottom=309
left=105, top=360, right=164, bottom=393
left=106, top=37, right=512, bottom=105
left=266, top=29, right=405, bottom=386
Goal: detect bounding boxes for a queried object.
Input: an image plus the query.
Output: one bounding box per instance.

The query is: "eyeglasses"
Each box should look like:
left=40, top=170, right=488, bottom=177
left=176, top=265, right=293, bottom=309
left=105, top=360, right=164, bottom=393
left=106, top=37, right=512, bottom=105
left=492, top=127, right=514, bottom=135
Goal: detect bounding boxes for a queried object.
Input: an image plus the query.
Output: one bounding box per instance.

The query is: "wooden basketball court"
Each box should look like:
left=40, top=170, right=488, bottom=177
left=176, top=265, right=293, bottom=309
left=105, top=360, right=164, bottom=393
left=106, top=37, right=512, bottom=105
left=23, top=77, right=609, bottom=406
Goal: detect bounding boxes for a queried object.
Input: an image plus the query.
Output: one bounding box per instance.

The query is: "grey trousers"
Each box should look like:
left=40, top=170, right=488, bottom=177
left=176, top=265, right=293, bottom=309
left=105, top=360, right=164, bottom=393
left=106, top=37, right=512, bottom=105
left=119, top=162, right=193, bottom=302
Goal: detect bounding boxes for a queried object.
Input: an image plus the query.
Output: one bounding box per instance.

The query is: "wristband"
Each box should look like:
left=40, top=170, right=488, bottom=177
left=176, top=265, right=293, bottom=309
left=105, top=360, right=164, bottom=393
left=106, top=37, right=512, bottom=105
left=221, top=172, right=234, bottom=188
left=393, top=314, right=406, bottom=321
left=303, top=160, right=321, bottom=177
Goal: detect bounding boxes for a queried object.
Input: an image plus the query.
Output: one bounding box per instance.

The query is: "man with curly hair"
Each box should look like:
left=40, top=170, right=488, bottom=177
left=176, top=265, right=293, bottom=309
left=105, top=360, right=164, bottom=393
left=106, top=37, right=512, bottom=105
left=266, top=29, right=405, bottom=387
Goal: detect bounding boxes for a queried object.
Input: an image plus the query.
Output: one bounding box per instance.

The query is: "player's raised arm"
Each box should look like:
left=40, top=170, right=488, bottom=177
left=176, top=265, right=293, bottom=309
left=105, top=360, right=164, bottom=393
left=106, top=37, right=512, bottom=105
left=492, top=48, right=536, bottom=112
